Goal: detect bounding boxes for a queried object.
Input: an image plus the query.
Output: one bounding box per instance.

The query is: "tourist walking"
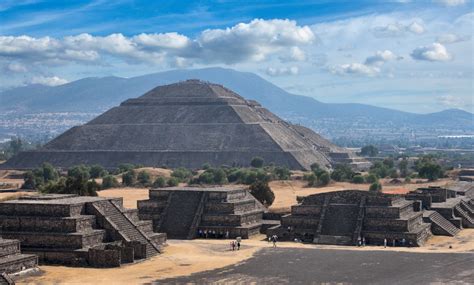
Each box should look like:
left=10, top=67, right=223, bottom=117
left=236, top=237, right=241, bottom=250
left=383, top=238, right=387, bottom=248
left=231, top=241, right=236, bottom=251
left=271, top=235, right=278, bottom=247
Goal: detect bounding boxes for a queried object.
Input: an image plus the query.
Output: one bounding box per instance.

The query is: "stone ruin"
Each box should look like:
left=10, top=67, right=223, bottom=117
left=268, top=190, right=432, bottom=246
left=406, top=185, right=473, bottom=235
left=0, top=194, right=166, bottom=267
left=0, top=238, right=37, bottom=277
left=137, top=186, right=265, bottom=239
left=2, top=80, right=368, bottom=171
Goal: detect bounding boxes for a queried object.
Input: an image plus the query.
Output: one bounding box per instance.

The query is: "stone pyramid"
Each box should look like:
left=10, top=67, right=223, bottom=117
left=3, top=80, right=359, bottom=170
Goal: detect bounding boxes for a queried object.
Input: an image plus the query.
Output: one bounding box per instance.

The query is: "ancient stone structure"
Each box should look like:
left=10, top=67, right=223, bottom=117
left=407, top=186, right=473, bottom=232
left=0, top=194, right=166, bottom=267
left=138, top=186, right=264, bottom=239
left=2, top=80, right=368, bottom=171
left=0, top=238, right=37, bottom=275
left=268, top=190, right=432, bottom=246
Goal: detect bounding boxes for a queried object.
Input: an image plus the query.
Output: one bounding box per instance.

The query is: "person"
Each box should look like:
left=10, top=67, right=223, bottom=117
left=225, top=230, right=230, bottom=239
left=272, top=235, right=278, bottom=247
left=204, top=229, right=208, bottom=239
left=383, top=238, right=387, bottom=248
left=357, top=236, right=362, bottom=247
left=198, top=229, right=203, bottom=238
left=231, top=241, right=236, bottom=251
left=237, top=240, right=241, bottom=250
left=402, top=238, right=406, bottom=246
left=362, top=237, right=366, bottom=246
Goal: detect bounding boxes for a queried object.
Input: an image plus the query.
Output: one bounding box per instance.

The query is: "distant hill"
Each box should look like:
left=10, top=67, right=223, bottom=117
left=0, top=67, right=472, bottom=143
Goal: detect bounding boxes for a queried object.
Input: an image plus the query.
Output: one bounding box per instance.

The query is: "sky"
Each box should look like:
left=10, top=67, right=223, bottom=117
left=0, top=0, right=473, bottom=113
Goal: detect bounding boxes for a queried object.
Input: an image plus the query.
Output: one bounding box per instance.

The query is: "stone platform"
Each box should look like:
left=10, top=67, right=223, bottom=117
left=268, top=190, right=432, bottom=247
left=0, top=194, right=166, bottom=267
left=138, top=186, right=265, bottom=239
left=0, top=238, right=37, bottom=275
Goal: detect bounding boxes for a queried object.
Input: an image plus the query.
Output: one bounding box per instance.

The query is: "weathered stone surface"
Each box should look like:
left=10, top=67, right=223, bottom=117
left=2, top=80, right=366, bottom=170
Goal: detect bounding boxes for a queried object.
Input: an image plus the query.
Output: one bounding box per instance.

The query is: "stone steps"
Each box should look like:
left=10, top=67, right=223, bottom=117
left=424, top=211, right=460, bottom=236
left=455, top=205, right=474, bottom=227
left=0, top=253, right=37, bottom=274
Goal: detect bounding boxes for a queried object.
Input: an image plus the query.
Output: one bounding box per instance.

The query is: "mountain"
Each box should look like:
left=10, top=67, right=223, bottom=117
left=0, top=67, right=472, bottom=143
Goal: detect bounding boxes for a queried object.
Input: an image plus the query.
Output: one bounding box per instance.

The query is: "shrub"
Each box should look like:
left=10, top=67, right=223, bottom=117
left=122, top=170, right=136, bottom=186
left=137, top=170, right=151, bottom=186
left=274, top=166, right=290, bottom=180
left=90, top=165, right=107, bottom=179
left=318, top=171, right=330, bottom=186
left=101, top=175, right=119, bottom=189
left=369, top=182, right=382, bottom=192
left=364, top=173, right=378, bottom=184
left=116, top=163, right=136, bottom=174
left=202, top=163, right=211, bottom=170
left=310, top=163, right=320, bottom=172
left=153, top=176, right=167, bottom=188
left=167, top=177, right=179, bottom=187
left=360, top=145, right=378, bottom=157
left=250, top=157, right=264, bottom=168
left=331, top=165, right=354, bottom=182
left=352, top=175, right=365, bottom=184
left=250, top=181, right=275, bottom=206
left=171, top=167, right=193, bottom=182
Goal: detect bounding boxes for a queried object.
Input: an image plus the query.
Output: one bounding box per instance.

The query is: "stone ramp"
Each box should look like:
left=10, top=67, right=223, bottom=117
left=158, top=191, right=204, bottom=239
left=423, top=211, right=460, bottom=236
left=91, top=200, right=160, bottom=257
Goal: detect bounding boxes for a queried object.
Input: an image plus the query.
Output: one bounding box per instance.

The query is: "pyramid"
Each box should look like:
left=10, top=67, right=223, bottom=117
left=3, top=80, right=364, bottom=170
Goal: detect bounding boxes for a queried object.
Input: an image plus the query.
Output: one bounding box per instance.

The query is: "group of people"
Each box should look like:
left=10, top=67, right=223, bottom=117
left=197, top=229, right=230, bottom=239
left=230, top=238, right=241, bottom=251
left=383, top=238, right=408, bottom=247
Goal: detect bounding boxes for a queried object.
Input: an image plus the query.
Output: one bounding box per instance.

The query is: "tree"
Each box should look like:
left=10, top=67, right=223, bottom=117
left=331, top=165, right=354, bottom=182
left=22, top=171, right=37, bottom=189
left=153, top=176, right=167, bottom=188
left=352, top=175, right=365, bottom=184
left=116, top=163, right=136, bottom=174
left=310, top=163, right=320, bottom=172
left=171, top=167, right=193, bottom=182
left=399, top=159, right=409, bottom=177
left=101, top=175, right=119, bottom=189
left=167, top=177, right=179, bottom=187
left=418, top=162, right=443, bottom=181
left=213, top=168, right=228, bottom=184
left=369, top=181, right=382, bottom=193
left=364, top=173, right=378, bottom=184
left=360, top=145, right=378, bottom=157
left=122, top=170, right=136, bottom=186
left=90, top=165, right=107, bottom=179
left=383, top=158, right=395, bottom=168
left=318, top=171, right=331, bottom=186
left=274, top=166, right=290, bottom=180
left=304, top=172, right=317, bottom=186
left=250, top=157, right=264, bottom=168
left=137, top=170, right=151, bottom=186
left=41, top=163, right=59, bottom=182
left=250, top=181, right=275, bottom=206
left=202, top=163, right=211, bottom=170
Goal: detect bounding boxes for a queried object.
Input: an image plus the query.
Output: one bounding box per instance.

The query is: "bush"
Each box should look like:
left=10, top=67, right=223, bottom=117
left=352, top=175, right=365, bottom=184
left=116, top=163, right=136, bottom=174
left=250, top=157, right=264, bottom=168
left=90, top=165, right=107, bottom=179
left=360, top=145, right=378, bottom=157
left=389, top=168, right=399, bottom=179
left=171, top=167, right=193, bottom=182
left=274, top=166, right=290, bottom=180
left=167, top=177, right=179, bottom=187
left=137, top=170, right=151, bottom=186
left=122, top=170, right=136, bottom=186
left=417, top=161, right=443, bottom=181
left=250, top=181, right=275, bottom=206
left=101, top=175, right=119, bottom=189
left=153, top=176, right=167, bottom=188
left=369, top=182, right=382, bottom=192
left=318, top=171, right=330, bottom=186
left=404, top=177, right=411, bottom=183
left=331, top=165, right=354, bottom=182
left=310, top=163, right=320, bottom=172
left=364, top=173, right=378, bottom=184
left=202, top=163, right=211, bottom=170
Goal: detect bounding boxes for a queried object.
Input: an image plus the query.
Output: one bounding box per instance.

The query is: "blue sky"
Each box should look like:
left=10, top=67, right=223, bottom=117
left=1, top=0, right=473, bottom=113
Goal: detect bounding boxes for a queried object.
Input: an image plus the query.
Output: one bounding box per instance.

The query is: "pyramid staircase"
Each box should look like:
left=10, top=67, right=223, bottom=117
left=0, top=239, right=37, bottom=275
left=423, top=211, right=460, bottom=236
left=454, top=204, right=474, bottom=228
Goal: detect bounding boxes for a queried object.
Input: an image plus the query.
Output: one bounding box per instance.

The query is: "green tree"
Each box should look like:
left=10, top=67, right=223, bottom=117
left=274, top=166, right=290, bottom=180
left=171, top=167, right=193, bottom=182
left=364, top=173, right=378, bottom=184
left=369, top=181, right=382, bottom=192
left=331, top=165, right=354, bottom=182
left=418, top=162, right=443, bottom=181
left=399, top=159, right=409, bottom=177
left=167, top=177, right=179, bottom=187
left=153, top=176, right=167, bottom=188
left=41, top=163, right=59, bottom=183
left=360, top=145, right=378, bottom=157
left=250, top=157, right=264, bottom=168
left=310, top=163, right=320, bottom=172
left=22, top=171, right=37, bottom=189
left=101, top=175, right=119, bottom=189
left=352, top=175, right=365, bottom=184
left=250, top=181, right=275, bottom=206
left=90, top=165, right=107, bottom=179
left=318, top=171, right=330, bottom=186
left=122, top=170, right=136, bottom=186
left=137, top=170, right=151, bottom=186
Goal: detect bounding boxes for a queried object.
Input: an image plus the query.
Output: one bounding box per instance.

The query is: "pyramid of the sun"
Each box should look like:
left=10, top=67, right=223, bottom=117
left=3, top=80, right=366, bottom=170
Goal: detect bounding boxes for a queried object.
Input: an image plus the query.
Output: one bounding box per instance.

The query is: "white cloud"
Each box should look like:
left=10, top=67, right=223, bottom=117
left=265, top=66, right=299, bottom=76
left=411, top=42, right=452, bottom=61
left=365, top=50, right=397, bottom=66
left=434, top=0, right=468, bottom=6
left=331, top=63, right=380, bottom=76
left=436, top=33, right=470, bottom=44
left=373, top=21, right=425, bottom=37
left=30, top=76, right=69, bottom=86
left=0, top=19, right=314, bottom=67
left=437, top=95, right=464, bottom=108
left=7, top=62, right=27, bottom=72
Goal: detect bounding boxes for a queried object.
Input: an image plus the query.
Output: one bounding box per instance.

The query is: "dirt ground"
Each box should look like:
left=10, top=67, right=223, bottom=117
left=98, top=188, right=149, bottom=209
left=16, top=230, right=474, bottom=285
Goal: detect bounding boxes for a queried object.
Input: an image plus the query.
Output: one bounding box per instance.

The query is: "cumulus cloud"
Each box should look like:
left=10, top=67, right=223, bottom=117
left=373, top=21, right=425, bottom=37
left=7, top=62, right=27, bottom=72
left=265, top=66, right=299, bottom=76
left=0, top=19, right=315, bottom=68
left=411, top=42, right=452, bottom=61
left=434, top=0, right=468, bottom=6
left=30, top=76, right=69, bottom=86
left=364, top=50, right=398, bottom=66
left=437, top=95, right=464, bottom=108
left=331, top=63, right=380, bottom=76
left=436, top=33, right=470, bottom=44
